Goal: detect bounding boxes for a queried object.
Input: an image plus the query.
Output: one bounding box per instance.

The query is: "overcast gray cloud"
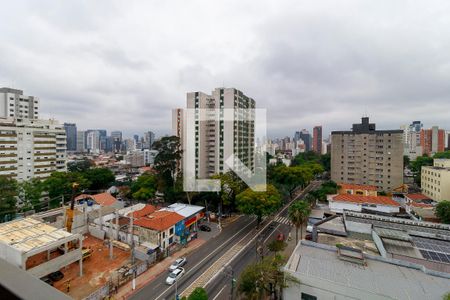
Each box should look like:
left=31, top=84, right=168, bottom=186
left=1, top=0, right=450, bottom=138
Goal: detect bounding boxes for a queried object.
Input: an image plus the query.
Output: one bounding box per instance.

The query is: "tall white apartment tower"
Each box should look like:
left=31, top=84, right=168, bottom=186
left=182, top=87, right=255, bottom=179
left=0, top=88, right=39, bottom=120
left=0, top=88, right=67, bottom=181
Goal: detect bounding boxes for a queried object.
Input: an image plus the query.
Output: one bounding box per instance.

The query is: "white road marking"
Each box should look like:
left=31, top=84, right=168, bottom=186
left=212, top=285, right=227, bottom=300
left=153, top=218, right=256, bottom=300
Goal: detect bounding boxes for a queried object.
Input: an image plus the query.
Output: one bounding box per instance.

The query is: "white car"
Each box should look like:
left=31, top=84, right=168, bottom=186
left=166, top=268, right=185, bottom=285
left=168, top=257, right=187, bottom=272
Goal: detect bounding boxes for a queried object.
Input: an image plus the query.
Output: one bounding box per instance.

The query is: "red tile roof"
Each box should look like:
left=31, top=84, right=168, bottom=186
left=339, top=183, right=378, bottom=191
left=406, top=194, right=432, bottom=201
left=132, top=204, right=156, bottom=218
left=331, top=194, right=399, bottom=207
left=411, top=202, right=433, bottom=208
left=134, top=211, right=184, bottom=231
left=75, top=193, right=117, bottom=206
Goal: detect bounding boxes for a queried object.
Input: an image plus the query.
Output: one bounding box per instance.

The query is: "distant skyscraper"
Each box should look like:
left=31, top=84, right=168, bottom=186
left=86, top=130, right=101, bottom=153
left=401, top=121, right=423, bottom=160
left=64, top=123, right=77, bottom=151
left=111, top=131, right=123, bottom=153
left=76, top=130, right=86, bottom=152
left=144, top=131, right=155, bottom=149
left=420, top=126, right=445, bottom=156
left=299, top=129, right=311, bottom=152
left=312, top=126, right=322, bottom=154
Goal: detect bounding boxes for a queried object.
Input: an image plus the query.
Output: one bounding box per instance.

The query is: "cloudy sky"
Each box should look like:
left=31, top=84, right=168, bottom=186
left=1, top=1, right=450, bottom=138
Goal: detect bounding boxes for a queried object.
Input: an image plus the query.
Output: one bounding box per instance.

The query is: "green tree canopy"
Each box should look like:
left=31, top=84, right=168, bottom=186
left=18, top=178, right=44, bottom=212
left=433, top=151, right=450, bottom=159
left=152, top=136, right=182, bottom=201
left=187, top=287, right=208, bottom=300
left=131, top=173, right=158, bottom=201
left=43, top=172, right=90, bottom=208
left=288, top=200, right=311, bottom=243
left=67, top=159, right=93, bottom=173
left=410, top=155, right=433, bottom=184
left=238, top=255, right=298, bottom=300
left=267, top=240, right=287, bottom=253
left=436, top=201, right=450, bottom=224
left=83, top=168, right=115, bottom=190
left=271, top=165, right=320, bottom=199
left=236, top=184, right=282, bottom=226
left=0, top=176, right=18, bottom=222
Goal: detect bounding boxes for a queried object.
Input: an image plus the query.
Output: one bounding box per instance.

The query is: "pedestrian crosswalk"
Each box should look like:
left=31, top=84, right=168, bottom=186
left=274, top=216, right=291, bottom=225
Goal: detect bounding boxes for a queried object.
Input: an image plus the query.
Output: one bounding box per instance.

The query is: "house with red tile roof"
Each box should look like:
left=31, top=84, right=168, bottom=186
left=338, top=183, right=378, bottom=196
left=75, top=192, right=123, bottom=209
left=134, top=211, right=185, bottom=249
left=329, top=194, right=400, bottom=214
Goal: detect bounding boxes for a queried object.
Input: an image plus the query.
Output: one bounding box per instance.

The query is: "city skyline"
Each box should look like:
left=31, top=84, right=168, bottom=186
left=2, top=1, right=450, bottom=137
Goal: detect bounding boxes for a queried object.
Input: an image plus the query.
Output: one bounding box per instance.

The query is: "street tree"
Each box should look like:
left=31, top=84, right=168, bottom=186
left=288, top=200, right=311, bottom=243
left=187, top=287, right=208, bottom=300
left=271, top=165, right=317, bottom=199
left=236, top=184, right=282, bottom=227
left=152, top=136, right=182, bottom=201
left=267, top=240, right=287, bottom=253
left=238, top=255, right=299, bottom=300
left=0, top=176, right=18, bottom=222
left=436, top=201, right=450, bottom=224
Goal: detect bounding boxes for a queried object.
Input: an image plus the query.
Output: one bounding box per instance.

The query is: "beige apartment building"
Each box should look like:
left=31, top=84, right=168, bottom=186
left=421, top=159, right=450, bottom=202
left=0, top=117, right=66, bottom=181
left=331, top=117, right=403, bottom=192
left=174, top=88, right=255, bottom=179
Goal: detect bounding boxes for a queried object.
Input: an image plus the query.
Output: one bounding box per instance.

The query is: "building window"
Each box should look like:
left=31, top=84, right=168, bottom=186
left=301, top=293, right=317, bottom=300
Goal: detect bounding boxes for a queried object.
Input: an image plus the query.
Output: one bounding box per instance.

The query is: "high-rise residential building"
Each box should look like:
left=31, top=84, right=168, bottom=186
left=298, top=129, right=311, bottom=152
left=312, top=125, right=322, bottom=154
left=0, top=87, right=39, bottom=120
left=76, top=130, right=86, bottom=152
left=179, top=87, right=255, bottom=179
left=86, top=130, right=101, bottom=154
left=420, top=126, right=445, bottom=156
left=0, top=118, right=66, bottom=181
left=447, top=131, right=450, bottom=150
left=331, top=117, right=403, bottom=192
left=63, top=123, right=77, bottom=152
left=143, top=131, right=155, bottom=149
left=401, top=121, right=423, bottom=160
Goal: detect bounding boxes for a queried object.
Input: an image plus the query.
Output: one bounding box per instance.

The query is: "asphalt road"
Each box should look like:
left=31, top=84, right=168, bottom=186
left=130, top=215, right=257, bottom=300
left=131, top=181, right=320, bottom=300
left=205, top=181, right=321, bottom=300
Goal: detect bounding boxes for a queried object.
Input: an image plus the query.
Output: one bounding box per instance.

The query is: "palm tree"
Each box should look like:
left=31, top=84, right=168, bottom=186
left=288, top=200, right=311, bottom=243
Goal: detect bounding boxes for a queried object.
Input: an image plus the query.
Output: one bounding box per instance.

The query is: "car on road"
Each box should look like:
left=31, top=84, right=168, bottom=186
left=169, top=257, right=187, bottom=272
left=48, top=271, right=64, bottom=282
left=277, top=233, right=285, bottom=241
left=199, top=225, right=211, bottom=232
left=165, top=267, right=185, bottom=285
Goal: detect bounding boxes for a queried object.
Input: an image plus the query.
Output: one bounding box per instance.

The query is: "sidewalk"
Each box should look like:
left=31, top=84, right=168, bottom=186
left=116, top=238, right=205, bottom=299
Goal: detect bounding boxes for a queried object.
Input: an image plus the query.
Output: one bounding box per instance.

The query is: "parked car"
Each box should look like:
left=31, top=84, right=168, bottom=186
left=165, top=268, right=185, bottom=285
left=169, top=257, right=187, bottom=272
left=48, top=271, right=64, bottom=282
left=305, top=233, right=313, bottom=240
left=199, top=225, right=211, bottom=232
left=40, top=276, right=53, bottom=286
